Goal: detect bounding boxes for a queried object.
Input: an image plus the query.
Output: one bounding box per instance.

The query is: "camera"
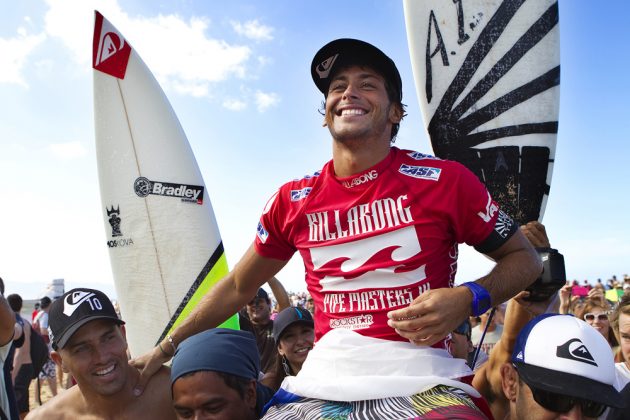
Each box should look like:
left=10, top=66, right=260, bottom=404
left=523, top=247, right=566, bottom=302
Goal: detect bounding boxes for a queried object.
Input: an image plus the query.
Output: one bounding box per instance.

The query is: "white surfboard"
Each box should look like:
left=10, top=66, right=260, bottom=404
left=93, top=11, right=238, bottom=357
left=404, top=0, right=560, bottom=224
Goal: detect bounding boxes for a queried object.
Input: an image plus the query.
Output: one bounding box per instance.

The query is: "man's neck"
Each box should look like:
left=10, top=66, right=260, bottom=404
left=332, top=139, right=391, bottom=178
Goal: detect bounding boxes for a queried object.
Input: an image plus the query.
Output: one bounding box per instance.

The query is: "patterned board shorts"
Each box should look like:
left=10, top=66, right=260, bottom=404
left=38, top=359, right=57, bottom=379
left=262, top=385, right=488, bottom=420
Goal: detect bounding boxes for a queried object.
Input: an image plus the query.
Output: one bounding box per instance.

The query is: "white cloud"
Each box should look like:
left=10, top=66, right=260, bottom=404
left=255, top=90, right=279, bottom=112
left=42, top=0, right=264, bottom=100
left=0, top=29, right=46, bottom=87
left=231, top=19, right=274, bottom=42
left=222, top=98, right=247, bottom=111
left=48, top=141, right=87, bottom=159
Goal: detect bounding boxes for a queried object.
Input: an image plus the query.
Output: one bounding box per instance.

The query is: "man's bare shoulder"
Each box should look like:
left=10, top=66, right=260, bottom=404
left=136, top=365, right=176, bottom=419
left=26, top=386, right=84, bottom=420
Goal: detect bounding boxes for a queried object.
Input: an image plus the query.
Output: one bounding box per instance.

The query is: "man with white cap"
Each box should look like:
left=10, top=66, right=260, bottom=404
left=26, top=288, right=175, bottom=420
left=500, top=314, right=625, bottom=419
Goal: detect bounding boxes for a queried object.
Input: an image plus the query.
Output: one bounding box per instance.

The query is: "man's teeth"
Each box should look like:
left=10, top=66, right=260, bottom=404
left=95, top=365, right=115, bottom=376
left=341, top=109, right=365, bottom=116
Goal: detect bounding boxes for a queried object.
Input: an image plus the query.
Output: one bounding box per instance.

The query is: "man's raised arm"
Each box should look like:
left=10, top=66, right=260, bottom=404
left=131, top=244, right=288, bottom=394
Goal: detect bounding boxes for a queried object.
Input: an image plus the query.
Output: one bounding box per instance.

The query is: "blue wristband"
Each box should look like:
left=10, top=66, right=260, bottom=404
left=461, top=282, right=492, bottom=317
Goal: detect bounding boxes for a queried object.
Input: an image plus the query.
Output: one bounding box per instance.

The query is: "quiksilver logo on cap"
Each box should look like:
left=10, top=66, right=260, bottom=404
left=556, top=338, right=598, bottom=367
left=63, top=291, right=97, bottom=317
left=316, top=54, right=339, bottom=79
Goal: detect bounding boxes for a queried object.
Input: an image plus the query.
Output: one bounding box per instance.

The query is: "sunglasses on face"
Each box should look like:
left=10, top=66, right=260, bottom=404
left=584, top=312, right=609, bottom=322
left=528, top=384, right=607, bottom=417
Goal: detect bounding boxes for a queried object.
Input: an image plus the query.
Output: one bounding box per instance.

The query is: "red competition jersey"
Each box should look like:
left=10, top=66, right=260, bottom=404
left=255, top=147, right=503, bottom=343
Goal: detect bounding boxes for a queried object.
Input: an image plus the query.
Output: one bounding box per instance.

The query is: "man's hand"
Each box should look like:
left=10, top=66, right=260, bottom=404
left=520, top=221, right=550, bottom=248
left=129, top=344, right=172, bottom=396
left=513, top=291, right=553, bottom=317
left=558, top=284, right=572, bottom=314
left=387, top=287, right=471, bottom=346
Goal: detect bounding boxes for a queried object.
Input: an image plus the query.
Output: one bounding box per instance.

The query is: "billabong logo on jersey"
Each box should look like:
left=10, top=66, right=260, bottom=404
left=291, top=188, right=312, bottom=202
left=316, top=54, right=339, bottom=79
left=556, top=338, right=598, bottom=366
left=342, top=170, right=378, bottom=188
left=92, top=12, right=132, bottom=79
left=133, top=177, right=204, bottom=204
left=311, top=226, right=426, bottom=292
left=398, top=165, right=441, bottom=181
left=407, top=151, right=438, bottom=160
left=306, top=195, right=413, bottom=242
left=63, top=291, right=97, bottom=317
left=257, top=222, right=269, bottom=243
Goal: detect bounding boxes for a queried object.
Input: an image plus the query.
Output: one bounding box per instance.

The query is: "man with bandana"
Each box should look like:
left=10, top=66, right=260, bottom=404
left=170, top=328, right=273, bottom=420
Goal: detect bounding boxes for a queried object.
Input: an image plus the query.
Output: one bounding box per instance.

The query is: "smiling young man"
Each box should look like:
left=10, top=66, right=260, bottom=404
left=134, top=38, right=541, bottom=418
left=26, top=288, right=175, bottom=420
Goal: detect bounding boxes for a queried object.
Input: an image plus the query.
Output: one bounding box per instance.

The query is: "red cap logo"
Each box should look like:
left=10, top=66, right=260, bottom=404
left=92, top=11, right=132, bottom=79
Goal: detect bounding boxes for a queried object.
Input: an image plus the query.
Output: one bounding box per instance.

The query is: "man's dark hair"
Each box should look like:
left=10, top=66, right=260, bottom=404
left=216, top=371, right=251, bottom=399
left=7, top=294, right=22, bottom=312
left=0, top=277, right=4, bottom=295
left=40, top=296, right=52, bottom=309
left=178, top=370, right=251, bottom=399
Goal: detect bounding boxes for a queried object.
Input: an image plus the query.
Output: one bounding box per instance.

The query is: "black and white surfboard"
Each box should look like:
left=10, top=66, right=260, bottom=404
left=404, top=0, right=560, bottom=224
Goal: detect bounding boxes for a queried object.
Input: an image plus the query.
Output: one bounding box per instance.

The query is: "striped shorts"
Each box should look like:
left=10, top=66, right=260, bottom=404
left=262, top=385, right=488, bottom=420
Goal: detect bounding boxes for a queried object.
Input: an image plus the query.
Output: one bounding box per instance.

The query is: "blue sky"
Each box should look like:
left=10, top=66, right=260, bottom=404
left=0, top=0, right=628, bottom=300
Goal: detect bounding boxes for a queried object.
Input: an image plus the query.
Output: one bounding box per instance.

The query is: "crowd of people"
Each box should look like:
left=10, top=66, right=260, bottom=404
left=0, top=37, right=628, bottom=419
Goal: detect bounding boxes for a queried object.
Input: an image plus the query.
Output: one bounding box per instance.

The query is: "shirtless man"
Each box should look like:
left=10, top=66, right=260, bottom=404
left=26, top=288, right=175, bottom=420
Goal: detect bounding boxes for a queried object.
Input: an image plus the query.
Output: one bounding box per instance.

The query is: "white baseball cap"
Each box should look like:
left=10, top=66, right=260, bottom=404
left=511, top=314, right=624, bottom=409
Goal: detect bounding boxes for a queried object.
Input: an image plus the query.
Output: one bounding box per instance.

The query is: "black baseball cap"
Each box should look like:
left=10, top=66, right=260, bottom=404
left=272, top=306, right=314, bottom=343
left=49, top=288, right=124, bottom=350
left=311, top=38, right=402, bottom=101
left=249, top=288, right=270, bottom=304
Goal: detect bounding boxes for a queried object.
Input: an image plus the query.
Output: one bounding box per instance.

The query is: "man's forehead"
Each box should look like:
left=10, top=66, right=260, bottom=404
left=248, top=297, right=268, bottom=305
left=330, top=65, right=385, bottom=82
left=65, top=319, right=120, bottom=346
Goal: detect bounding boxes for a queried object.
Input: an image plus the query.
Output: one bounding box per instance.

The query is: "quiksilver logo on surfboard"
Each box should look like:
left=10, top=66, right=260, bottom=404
left=92, top=11, right=132, bottom=79
left=134, top=177, right=204, bottom=205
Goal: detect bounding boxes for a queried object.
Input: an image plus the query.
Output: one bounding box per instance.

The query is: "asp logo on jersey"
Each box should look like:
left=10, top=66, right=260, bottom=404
left=398, top=165, right=441, bottom=181
left=134, top=177, right=204, bottom=204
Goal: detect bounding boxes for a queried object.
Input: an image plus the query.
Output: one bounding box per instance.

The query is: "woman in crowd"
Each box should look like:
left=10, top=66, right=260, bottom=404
left=609, top=294, right=630, bottom=388
left=576, top=300, right=619, bottom=353
left=262, top=306, right=314, bottom=391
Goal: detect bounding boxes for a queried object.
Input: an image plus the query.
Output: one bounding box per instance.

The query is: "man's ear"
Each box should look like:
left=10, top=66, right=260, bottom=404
left=245, top=379, right=257, bottom=410
left=51, top=350, right=70, bottom=373
left=120, top=324, right=127, bottom=339
left=389, top=103, right=404, bottom=124
left=500, top=363, right=519, bottom=402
